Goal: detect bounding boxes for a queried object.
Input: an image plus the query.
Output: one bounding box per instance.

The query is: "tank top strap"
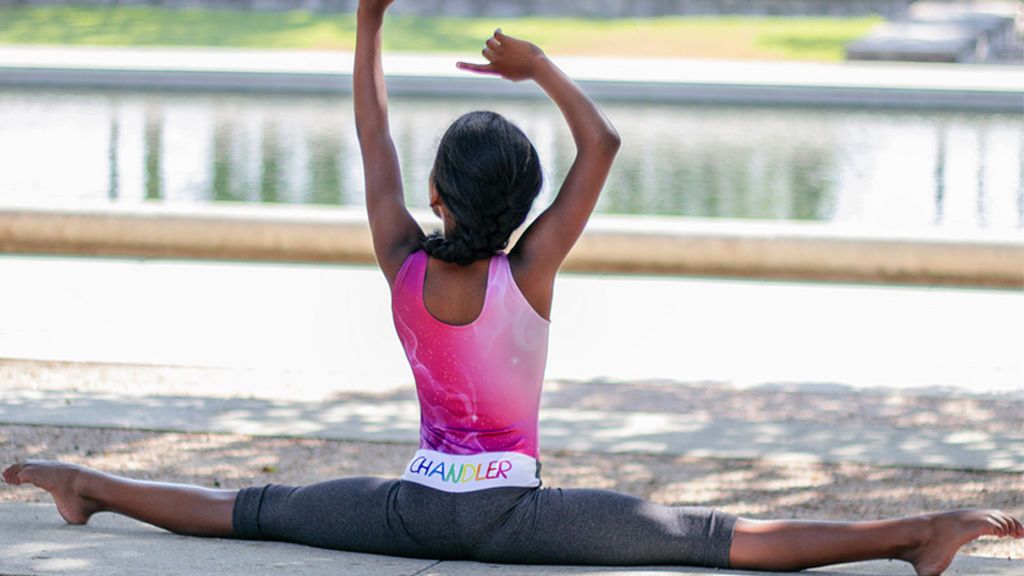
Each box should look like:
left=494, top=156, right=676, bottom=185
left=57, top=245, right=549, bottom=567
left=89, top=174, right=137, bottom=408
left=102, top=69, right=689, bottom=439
left=489, top=251, right=513, bottom=301
left=392, top=249, right=427, bottom=305
left=490, top=251, right=550, bottom=326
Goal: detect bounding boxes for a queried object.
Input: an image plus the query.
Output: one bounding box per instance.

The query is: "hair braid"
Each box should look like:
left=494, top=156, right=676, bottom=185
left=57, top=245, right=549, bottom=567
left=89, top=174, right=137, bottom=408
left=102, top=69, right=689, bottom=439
left=421, top=110, right=543, bottom=265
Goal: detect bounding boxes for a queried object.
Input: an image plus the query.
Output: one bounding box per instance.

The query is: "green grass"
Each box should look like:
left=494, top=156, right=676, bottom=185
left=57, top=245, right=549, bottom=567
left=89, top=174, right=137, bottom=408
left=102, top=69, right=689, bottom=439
left=0, top=6, right=881, bottom=61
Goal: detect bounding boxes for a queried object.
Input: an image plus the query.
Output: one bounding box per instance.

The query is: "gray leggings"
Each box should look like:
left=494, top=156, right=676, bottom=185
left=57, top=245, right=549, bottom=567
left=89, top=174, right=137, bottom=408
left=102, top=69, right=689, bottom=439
left=232, top=477, right=736, bottom=567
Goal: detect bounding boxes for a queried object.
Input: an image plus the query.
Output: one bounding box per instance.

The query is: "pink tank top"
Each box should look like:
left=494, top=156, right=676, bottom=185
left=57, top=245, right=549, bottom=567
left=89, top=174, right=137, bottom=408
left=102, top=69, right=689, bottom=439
left=391, top=249, right=550, bottom=492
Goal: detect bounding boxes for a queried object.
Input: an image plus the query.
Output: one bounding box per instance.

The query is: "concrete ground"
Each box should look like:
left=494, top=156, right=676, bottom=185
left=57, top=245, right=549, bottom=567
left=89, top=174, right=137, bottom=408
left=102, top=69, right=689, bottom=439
left=0, top=503, right=1020, bottom=575
left=2, top=378, right=1022, bottom=472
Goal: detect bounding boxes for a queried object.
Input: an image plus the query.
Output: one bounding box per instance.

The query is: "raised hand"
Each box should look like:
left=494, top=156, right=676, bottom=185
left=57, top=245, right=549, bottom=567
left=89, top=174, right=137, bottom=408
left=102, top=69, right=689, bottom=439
left=457, top=29, right=546, bottom=82
left=358, top=0, right=395, bottom=17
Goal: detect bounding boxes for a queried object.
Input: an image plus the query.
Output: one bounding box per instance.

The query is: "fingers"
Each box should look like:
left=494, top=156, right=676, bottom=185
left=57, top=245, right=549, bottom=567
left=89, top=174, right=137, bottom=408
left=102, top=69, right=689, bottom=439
left=455, top=61, right=499, bottom=76
left=479, top=32, right=504, bottom=66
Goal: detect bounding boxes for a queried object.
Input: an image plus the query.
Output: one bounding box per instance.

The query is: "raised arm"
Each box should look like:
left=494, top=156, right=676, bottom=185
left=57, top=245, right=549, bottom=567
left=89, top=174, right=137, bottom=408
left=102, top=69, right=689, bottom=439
left=354, top=0, right=424, bottom=286
left=458, top=30, right=621, bottom=280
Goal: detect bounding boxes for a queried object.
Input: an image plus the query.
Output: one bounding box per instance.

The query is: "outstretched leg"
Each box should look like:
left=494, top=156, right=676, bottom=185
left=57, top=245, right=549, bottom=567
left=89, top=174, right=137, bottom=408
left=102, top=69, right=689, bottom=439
left=730, top=511, right=1024, bottom=575
left=472, top=486, right=737, bottom=566
left=3, top=459, right=236, bottom=537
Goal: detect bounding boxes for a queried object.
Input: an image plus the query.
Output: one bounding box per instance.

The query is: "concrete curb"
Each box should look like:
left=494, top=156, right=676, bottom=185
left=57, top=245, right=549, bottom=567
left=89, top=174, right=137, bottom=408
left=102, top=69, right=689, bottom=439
left=0, top=47, right=1022, bottom=111
left=1, top=203, right=1021, bottom=287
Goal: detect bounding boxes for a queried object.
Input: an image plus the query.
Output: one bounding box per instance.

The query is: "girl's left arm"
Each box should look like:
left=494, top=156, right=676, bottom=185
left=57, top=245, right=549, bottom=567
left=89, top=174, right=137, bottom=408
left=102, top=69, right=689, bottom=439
left=354, top=1, right=423, bottom=287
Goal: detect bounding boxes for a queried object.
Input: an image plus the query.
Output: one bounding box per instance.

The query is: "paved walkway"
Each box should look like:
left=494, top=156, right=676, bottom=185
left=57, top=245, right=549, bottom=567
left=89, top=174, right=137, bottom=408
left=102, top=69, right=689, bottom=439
left=0, top=504, right=1019, bottom=576
left=0, top=46, right=1020, bottom=110
left=2, top=358, right=1021, bottom=574
left=4, top=375, right=1022, bottom=574
left=1, top=382, right=1021, bottom=472
left=3, top=419, right=1022, bottom=576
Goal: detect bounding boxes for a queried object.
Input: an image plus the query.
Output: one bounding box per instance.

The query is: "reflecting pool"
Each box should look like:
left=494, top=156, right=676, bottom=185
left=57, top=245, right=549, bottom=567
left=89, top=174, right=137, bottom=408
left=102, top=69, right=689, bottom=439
left=1, top=88, right=1021, bottom=231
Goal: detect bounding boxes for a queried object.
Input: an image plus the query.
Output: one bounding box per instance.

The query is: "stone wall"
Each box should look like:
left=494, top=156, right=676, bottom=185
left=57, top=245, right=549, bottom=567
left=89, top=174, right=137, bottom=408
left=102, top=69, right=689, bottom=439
left=1, top=0, right=916, bottom=18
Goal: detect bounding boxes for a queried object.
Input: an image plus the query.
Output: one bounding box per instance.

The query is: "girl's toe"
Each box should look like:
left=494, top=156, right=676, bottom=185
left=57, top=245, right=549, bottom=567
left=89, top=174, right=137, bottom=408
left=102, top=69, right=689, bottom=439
left=2, top=464, right=19, bottom=482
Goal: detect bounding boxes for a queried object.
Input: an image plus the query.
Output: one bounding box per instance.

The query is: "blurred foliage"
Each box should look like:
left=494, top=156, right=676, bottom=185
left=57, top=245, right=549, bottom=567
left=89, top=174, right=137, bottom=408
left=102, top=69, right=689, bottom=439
left=0, top=6, right=881, bottom=61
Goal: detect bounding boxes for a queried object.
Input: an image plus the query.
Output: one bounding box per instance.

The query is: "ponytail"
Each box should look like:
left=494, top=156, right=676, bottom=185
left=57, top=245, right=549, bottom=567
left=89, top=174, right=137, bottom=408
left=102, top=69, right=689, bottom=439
left=422, top=230, right=489, bottom=266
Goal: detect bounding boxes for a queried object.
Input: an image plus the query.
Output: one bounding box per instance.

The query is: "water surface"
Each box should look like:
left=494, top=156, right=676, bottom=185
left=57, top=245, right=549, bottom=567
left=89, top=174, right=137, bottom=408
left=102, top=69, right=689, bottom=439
left=1, top=88, right=1020, bottom=232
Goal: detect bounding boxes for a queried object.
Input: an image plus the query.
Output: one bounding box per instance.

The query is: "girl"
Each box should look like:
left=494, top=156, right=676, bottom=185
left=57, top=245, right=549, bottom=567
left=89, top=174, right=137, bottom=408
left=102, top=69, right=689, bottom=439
left=4, top=1, right=1021, bottom=573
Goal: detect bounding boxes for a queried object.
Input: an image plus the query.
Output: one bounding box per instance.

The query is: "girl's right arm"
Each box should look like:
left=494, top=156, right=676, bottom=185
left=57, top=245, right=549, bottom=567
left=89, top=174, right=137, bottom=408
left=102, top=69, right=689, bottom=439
left=354, top=0, right=424, bottom=287
left=458, top=31, right=620, bottom=281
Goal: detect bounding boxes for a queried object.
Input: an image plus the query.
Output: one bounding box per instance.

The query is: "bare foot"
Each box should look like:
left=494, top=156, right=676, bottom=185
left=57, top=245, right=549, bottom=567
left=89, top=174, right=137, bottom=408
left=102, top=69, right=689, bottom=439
left=3, top=459, right=105, bottom=525
left=900, top=509, right=1024, bottom=576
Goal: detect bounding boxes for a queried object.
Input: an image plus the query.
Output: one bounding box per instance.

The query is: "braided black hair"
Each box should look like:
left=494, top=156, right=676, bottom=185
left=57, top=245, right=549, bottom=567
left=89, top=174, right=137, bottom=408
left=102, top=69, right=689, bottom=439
left=422, top=111, right=544, bottom=265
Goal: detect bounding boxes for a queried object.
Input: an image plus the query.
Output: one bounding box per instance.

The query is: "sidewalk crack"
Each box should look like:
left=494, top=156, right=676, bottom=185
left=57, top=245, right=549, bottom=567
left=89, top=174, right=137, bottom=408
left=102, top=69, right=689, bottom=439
left=409, top=560, right=443, bottom=576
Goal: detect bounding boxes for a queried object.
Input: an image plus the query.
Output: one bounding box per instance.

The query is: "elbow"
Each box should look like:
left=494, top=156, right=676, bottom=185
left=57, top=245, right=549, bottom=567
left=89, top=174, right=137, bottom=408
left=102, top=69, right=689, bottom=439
left=577, top=128, right=621, bottom=163
left=595, top=128, right=621, bottom=157
left=603, top=128, right=622, bottom=154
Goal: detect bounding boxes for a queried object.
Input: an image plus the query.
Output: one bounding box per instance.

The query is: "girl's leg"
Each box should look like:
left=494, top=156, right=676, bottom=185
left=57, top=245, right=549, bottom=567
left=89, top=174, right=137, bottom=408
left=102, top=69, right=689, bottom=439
left=3, top=459, right=236, bottom=537
left=473, top=486, right=736, bottom=566
left=475, top=486, right=1023, bottom=574
left=4, top=459, right=432, bottom=558
left=730, top=510, right=1024, bottom=575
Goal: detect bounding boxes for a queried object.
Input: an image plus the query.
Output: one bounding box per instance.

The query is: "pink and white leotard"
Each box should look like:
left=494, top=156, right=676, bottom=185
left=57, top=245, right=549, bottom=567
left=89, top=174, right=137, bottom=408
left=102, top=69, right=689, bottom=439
left=391, top=249, right=550, bottom=493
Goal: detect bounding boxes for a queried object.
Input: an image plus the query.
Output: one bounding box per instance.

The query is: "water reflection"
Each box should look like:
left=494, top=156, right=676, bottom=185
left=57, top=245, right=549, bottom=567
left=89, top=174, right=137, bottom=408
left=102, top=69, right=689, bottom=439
left=144, top=106, right=163, bottom=201
left=309, top=132, right=344, bottom=206
left=211, top=119, right=232, bottom=202
left=260, top=121, right=280, bottom=203
left=1019, top=127, right=1024, bottom=229
left=0, top=88, right=1020, bottom=232
left=107, top=110, right=120, bottom=201
left=934, top=123, right=946, bottom=226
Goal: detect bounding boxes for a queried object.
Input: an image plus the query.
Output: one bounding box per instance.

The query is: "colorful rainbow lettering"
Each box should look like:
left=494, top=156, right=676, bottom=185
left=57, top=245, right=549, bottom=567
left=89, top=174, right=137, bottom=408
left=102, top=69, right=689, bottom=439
left=408, top=456, right=514, bottom=484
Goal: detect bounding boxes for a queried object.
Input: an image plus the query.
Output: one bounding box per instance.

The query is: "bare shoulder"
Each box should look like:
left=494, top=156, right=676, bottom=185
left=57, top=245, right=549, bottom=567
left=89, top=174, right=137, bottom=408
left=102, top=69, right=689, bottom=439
left=507, top=249, right=555, bottom=321
left=380, top=240, right=423, bottom=289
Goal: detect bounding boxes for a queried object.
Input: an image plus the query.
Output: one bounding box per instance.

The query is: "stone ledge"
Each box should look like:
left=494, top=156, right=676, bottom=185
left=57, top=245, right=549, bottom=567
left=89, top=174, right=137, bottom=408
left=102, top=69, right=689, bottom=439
left=1, top=203, right=1021, bottom=287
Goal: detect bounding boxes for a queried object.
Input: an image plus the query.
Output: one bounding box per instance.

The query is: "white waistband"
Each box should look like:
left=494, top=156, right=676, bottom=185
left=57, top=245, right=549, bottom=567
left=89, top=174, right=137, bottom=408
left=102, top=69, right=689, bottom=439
left=401, top=449, right=540, bottom=493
